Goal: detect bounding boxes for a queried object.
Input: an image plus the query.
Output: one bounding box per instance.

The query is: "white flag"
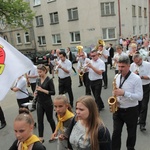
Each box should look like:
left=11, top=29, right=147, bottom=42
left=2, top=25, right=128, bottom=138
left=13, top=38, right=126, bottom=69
left=0, top=37, right=33, bottom=101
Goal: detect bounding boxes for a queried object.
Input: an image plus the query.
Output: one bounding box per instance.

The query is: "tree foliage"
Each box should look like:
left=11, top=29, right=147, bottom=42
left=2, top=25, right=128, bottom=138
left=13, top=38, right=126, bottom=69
left=0, top=0, right=35, bottom=29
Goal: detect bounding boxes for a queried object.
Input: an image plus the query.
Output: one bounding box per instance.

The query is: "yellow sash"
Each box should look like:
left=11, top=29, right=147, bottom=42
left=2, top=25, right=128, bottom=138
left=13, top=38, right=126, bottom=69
left=56, top=109, right=74, bottom=132
left=21, top=134, right=40, bottom=150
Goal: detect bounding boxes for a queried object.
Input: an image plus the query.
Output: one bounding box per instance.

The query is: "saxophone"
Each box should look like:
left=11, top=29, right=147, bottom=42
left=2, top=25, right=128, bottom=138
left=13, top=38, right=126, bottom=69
left=108, top=74, right=119, bottom=113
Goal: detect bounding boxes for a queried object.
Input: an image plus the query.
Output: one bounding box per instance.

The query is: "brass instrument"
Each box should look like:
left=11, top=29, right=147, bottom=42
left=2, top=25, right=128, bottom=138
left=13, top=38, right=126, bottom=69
left=108, top=73, right=119, bottom=113
left=54, top=59, right=59, bottom=74
left=98, top=39, right=105, bottom=46
left=76, top=45, right=83, bottom=55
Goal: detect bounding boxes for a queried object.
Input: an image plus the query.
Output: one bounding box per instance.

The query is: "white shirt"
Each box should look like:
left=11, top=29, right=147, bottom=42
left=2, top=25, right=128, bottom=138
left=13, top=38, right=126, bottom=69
left=14, top=76, right=29, bottom=99
left=139, top=48, right=149, bottom=61
left=113, top=52, right=128, bottom=70
left=99, top=49, right=109, bottom=63
left=116, top=72, right=143, bottom=108
left=58, top=59, right=72, bottom=79
left=88, top=58, right=105, bottom=81
left=28, top=65, right=38, bottom=83
left=130, top=61, right=150, bottom=85
left=77, top=58, right=90, bottom=72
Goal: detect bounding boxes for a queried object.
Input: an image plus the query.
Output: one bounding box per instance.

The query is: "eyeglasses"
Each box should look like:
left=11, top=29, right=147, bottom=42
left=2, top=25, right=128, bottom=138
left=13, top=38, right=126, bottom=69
left=80, top=55, right=84, bottom=57
left=91, top=54, right=97, bottom=57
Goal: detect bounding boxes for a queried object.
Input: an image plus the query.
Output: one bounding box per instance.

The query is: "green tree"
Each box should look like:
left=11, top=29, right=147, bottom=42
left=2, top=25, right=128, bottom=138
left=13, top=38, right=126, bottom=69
left=0, top=0, right=35, bottom=29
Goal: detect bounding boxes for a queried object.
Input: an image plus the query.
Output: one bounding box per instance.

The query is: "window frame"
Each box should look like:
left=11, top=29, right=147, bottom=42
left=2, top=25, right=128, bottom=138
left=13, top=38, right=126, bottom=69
left=70, top=31, right=81, bottom=43
left=24, top=32, right=30, bottom=44
left=34, top=0, right=41, bottom=6
left=102, top=28, right=116, bottom=40
left=16, top=33, right=22, bottom=44
left=144, top=8, right=147, bottom=18
left=47, top=0, right=56, bottom=3
left=101, top=2, right=115, bottom=16
left=68, top=7, right=78, bottom=21
left=38, top=36, right=46, bottom=46
left=35, top=15, right=44, bottom=27
left=132, top=5, right=136, bottom=17
left=138, top=6, right=142, bottom=17
left=50, top=12, right=59, bottom=24
left=52, top=34, right=61, bottom=44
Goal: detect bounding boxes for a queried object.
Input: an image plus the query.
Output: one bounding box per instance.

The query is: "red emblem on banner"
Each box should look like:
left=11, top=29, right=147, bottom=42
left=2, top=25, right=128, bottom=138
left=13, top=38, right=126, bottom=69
left=0, top=45, right=5, bottom=75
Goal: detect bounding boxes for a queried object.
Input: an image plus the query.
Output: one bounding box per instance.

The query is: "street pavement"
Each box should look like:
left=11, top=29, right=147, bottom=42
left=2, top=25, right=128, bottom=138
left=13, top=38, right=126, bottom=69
left=0, top=64, right=150, bottom=150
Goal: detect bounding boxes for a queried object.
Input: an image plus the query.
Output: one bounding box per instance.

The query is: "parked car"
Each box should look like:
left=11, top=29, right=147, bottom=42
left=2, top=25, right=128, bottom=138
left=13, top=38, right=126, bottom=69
left=36, top=51, right=50, bottom=65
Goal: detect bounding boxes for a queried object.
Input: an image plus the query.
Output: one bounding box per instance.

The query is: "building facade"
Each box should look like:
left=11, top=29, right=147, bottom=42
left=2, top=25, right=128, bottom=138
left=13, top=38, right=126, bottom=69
left=0, top=0, right=149, bottom=52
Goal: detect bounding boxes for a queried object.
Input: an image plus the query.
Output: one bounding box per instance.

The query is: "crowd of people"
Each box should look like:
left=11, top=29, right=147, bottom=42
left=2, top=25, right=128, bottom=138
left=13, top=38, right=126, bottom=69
left=0, top=35, right=150, bottom=150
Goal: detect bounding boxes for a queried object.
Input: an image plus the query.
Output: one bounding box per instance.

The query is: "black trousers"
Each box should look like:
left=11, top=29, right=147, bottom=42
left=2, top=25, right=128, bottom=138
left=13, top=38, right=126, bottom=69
left=102, top=62, right=108, bottom=87
left=139, top=84, right=150, bottom=126
left=17, top=97, right=29, bottom=109
left=112, top=106, right=138, bottom=150
left=90, top=79, right=104, bottom=110
left=37, top=101, right=56, bottom=137
left=30, top=82, right=36, bottom=93
left=59, top=76, right=74, bottom=106
left=83, top=72, right=91, bottom=95
left=0, top=107, right=6, bottom=124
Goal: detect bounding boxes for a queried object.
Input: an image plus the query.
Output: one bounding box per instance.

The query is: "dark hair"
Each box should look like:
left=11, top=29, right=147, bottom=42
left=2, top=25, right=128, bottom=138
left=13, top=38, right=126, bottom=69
left=37, top=64, right=48, bottom=73
left=59, top=51, right=66, bottom=57
left=15, top=108, right=34, bottom=125
left=91, top=49, right=98, bottom=54
left=118, top=55, right=130, bottom=64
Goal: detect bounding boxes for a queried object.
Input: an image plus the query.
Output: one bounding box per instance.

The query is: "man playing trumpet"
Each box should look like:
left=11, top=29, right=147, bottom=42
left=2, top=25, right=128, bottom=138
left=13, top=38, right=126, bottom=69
left=77, top=51, right=91, bottom=95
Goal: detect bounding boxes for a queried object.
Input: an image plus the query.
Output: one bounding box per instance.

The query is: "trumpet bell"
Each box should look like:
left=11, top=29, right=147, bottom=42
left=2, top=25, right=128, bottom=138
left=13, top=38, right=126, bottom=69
left=76, top=45, right=83, bottom=55
left=98, top=39, right=105, bottom=46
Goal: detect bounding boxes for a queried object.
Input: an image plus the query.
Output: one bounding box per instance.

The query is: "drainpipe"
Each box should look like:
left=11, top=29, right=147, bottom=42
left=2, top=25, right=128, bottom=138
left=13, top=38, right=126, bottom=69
left=118, top=0, right=121, bottom=36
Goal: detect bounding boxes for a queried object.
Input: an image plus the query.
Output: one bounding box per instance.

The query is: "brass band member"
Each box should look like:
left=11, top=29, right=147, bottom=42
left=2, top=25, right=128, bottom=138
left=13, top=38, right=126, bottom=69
left=113, top=45, right=128, bottom=74
left=130, top=54, right=150, bottom=131
left=57, top=51, right=74, bottom=107
left=87, top=50, right=105, bottom=111
left=112, top=55, right=143, bottom=150
left=97, top=44, right=109, bottom=89
left=77, top=51, right=91, bottom=95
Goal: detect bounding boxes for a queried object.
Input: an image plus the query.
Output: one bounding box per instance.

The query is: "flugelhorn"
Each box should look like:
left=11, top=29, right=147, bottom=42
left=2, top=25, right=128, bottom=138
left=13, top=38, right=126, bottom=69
left=108, top=73, right=119, bottom=113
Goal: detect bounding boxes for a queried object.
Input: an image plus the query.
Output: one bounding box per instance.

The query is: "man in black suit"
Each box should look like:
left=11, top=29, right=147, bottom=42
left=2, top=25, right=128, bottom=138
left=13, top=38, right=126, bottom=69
left=66, top=47, right=77, bottom=74
left=107, top=43, right=114, bottom=69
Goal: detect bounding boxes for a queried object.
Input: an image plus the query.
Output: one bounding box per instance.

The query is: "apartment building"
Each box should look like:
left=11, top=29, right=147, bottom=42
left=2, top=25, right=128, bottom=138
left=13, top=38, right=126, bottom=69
left=0, top=0, right=149, bottom=52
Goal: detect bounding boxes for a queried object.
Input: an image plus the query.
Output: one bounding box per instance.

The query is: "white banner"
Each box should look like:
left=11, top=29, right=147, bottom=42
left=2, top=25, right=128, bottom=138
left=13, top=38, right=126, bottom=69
left=0, top=37, right=33, bottom=101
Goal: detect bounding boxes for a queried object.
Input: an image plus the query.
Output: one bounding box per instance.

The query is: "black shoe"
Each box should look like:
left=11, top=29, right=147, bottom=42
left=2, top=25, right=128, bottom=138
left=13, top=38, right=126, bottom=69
left=104, top=85, right=107, bottom=89
left=78, top=84, right=83, bottom=87
left=29, top=107, right=36, bottom=112
left=140, top=125, right=146, bottom=131
left=0, top=122, right=6, bottom=130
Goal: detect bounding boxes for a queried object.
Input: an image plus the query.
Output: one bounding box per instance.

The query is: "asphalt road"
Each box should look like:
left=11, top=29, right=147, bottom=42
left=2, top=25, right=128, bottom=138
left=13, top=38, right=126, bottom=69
left=0, top=64, right=150, bottom=150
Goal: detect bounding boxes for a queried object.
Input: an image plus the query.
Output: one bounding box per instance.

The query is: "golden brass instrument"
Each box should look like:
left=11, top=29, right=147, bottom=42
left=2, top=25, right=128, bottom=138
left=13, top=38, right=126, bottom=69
left=54, top=59, right=59, bottom=74
left=76, top=45, right=83, bottom=55
left=98, top=39, right=105, bottom=46
left=108, top=73, right=119, bottom=113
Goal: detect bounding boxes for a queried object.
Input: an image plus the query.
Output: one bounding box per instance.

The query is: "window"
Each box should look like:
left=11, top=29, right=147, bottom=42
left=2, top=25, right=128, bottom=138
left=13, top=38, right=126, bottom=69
left=24, top=32, right=30, bottom=43
left=133, top=26, right=136, bottom=35
left=34, top=0, right=41, bottom=6
left=70, top=31, right=80, bottom=42
left=47, top=0, right=56, bottom=2
left=144, top=8, right=147, bottom=18
left=16, top=33, right=22, bottom=44
left=101, top=2, right=115, bottom=16
left=138, top=7, right=142, bottom=17
left=132, top=5, right=136, bottom=17
left=52, top=34, right=61, bottom=44
left=50, top=12, right=59, bottom=24
left=102, top=28, right=116, bottom=40
left=68, top=8, right=78, bottom=21
left=139, top=26, right=142, bottom=34
left=38, top=36, right=46, bottom=45
left=36, top=16, right=44, bottom=26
